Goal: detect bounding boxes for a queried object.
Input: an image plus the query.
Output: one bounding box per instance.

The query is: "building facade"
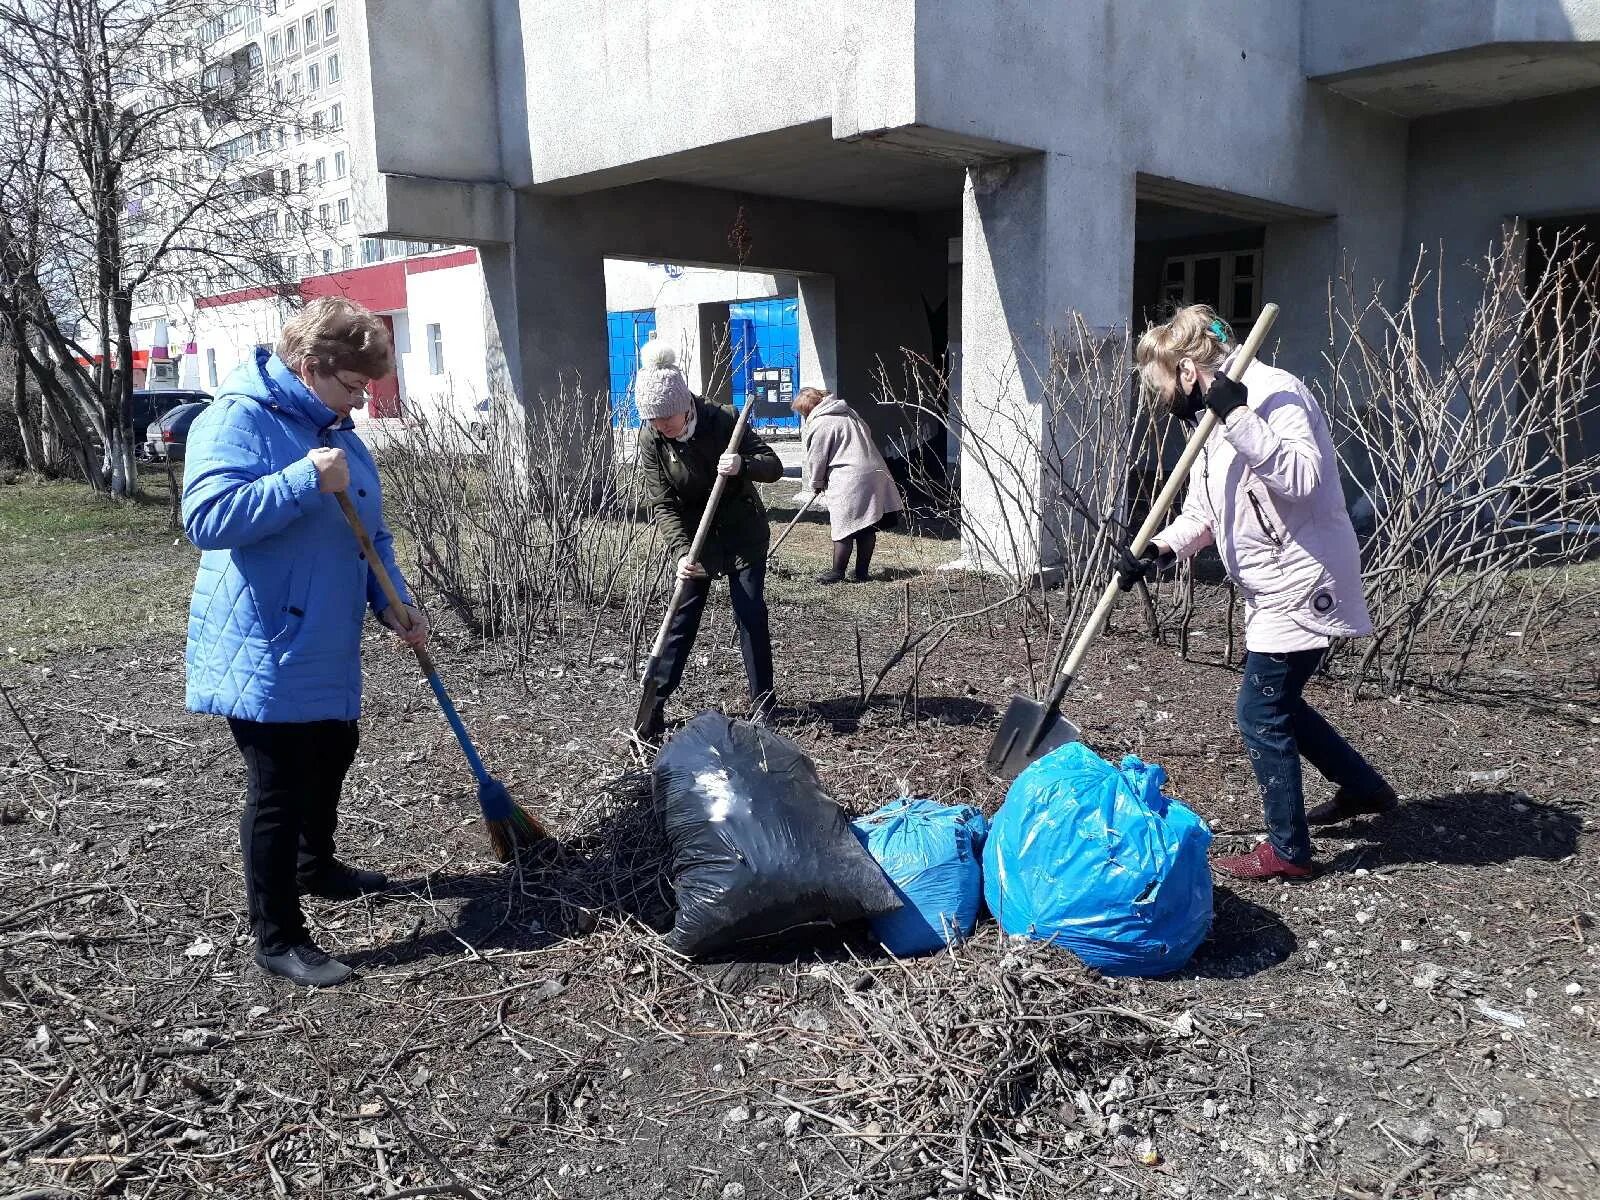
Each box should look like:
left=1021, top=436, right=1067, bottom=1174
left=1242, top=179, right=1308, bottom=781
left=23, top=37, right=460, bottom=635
left=126, top=0, right=496, bottom=431
left=341, top=0, right=1600, bottom=568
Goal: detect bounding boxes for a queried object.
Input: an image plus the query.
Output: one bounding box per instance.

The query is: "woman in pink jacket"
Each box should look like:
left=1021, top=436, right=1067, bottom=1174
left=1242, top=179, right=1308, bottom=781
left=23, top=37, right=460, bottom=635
left=1122, top=305, right=1398, bottom=880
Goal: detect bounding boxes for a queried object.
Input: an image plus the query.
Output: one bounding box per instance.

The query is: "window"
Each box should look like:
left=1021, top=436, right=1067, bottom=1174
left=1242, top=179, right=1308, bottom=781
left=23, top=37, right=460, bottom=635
left=282, top=254, right=297, bottom=277
left=278, top=167, right=291, bottom=193
left=426, top=324, right=444, bottom=376
left=304, top=15, right=317, bottom=45
left=265, top=0, right=276, bottom=13
left=303, top=253, right=316, bottom=276
left=326, top=52, right=339, bottom=82
left=256, top=129, right=272, bottom=152
left=315, top=157, right=326, bottom=184
left=1159, top=249, right=1263, bottom=330
left=322, top=248, right=333, bottom=271
left=341, top=244, right=354, bottom=268
left=277, top=127, right=287, bottom=149
left=324, top=4, right=337, bottom=37
left=337, top=198, right=349, bottom=224
left=307, top=62, right=319, bottom=91
left=295, top=124, right=305, bottom=143
left=284, top=24, right=296, bottom=54
left=265, top=212, right=280, bottom=237
left=328, top=102, right=342, bottom=129
left=312, top=108, right=324, bottom=132
left=272, top=76, right=283, bottom=99
left=296, top=163, right=308, bottom=191
left=318, top=202, right=330, bottom=226
left=334, top=150, right=346, bottom=178
left=268, top=32, right=281, bottom=61
left=289, top=70, right=301, bottom=93
left=207, top=348, right=218, bottom=387
left=361, top=237, right=382, bottom=264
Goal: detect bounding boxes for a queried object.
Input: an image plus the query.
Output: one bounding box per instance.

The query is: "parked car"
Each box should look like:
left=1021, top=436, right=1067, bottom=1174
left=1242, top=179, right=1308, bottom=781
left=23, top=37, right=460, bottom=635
left=146, top=399, right=211, bottom=463
left=133, top=389, right=210, bottom=459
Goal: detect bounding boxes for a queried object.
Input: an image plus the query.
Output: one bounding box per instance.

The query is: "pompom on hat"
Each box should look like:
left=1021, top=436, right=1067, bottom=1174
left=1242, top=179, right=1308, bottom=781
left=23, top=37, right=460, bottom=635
left=633, top=339, right=694, bottom=421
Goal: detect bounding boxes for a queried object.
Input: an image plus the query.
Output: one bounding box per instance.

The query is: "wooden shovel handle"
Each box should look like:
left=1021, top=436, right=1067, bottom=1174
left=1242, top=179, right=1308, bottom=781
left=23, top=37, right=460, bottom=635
left=645, top=400, right=758, bottom=660
left=1054, top=303, right=1279, bottom=687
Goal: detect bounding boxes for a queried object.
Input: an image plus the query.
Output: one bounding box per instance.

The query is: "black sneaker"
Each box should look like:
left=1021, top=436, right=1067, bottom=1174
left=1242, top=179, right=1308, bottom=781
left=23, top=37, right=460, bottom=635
left=1306, top=785, right=1400, bottom=827
left=298, top=860, right=389, bottom=899
left=255, top=941, right=353, bottom=988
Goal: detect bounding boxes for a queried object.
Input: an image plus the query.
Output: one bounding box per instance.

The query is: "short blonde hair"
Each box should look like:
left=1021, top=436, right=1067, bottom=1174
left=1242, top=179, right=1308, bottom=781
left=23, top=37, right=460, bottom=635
left=1134, top=304, right=1231, bottom=410
left=792, top=386, right=828, bottom=417
left=276, top=297, right=394, bottom=378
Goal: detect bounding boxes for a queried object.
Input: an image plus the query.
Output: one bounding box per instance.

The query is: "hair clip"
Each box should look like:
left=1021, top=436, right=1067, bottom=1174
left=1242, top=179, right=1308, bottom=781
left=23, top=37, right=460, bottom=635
left=1208, top=319, right=1229, bottom=343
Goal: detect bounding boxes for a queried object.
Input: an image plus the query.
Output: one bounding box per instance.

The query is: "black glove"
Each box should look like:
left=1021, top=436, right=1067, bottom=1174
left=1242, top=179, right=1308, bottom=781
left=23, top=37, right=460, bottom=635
left=1115, top=544, right=1175, bottom=592
left=1204, top=373, right=1248, bottom=422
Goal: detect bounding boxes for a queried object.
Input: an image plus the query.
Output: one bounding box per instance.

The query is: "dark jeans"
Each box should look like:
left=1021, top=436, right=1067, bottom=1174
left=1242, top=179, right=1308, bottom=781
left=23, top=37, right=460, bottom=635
left=1237, top=650, right=1389, bottom=865
left=228, top=717, right=360, bottom=954
left=651, top=561, right=775, bottom=709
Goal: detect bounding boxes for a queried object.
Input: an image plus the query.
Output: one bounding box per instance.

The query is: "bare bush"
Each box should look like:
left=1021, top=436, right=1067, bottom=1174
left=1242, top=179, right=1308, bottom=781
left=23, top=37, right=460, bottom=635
left=1321, top=233, right=1600, bottom=692
left=379, top=385, right=667, bottom=676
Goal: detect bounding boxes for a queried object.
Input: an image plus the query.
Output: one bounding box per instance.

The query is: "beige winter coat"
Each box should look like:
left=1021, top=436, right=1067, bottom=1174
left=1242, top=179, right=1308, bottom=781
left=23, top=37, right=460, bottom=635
left=804, top=396, right=904, bottom=540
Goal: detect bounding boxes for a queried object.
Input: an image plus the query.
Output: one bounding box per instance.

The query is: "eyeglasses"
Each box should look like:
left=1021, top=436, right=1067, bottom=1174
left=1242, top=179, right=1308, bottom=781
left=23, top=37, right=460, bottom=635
left=332, top=370, right=372, bottom=397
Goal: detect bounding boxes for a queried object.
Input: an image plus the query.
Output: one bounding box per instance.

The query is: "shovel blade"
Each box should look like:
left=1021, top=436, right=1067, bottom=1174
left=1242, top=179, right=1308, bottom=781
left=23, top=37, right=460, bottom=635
left=633, top=659, right=662, bottom=739
left=985, top=694, right=1085, bottom=780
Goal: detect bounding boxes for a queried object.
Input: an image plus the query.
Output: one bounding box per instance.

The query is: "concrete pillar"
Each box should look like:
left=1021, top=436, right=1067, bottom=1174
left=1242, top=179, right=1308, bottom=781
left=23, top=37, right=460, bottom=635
left=495, top=193, right=609, bottom=418
left=696, top=302, right=733, bottom=408
left=957, top=155, right=1135, bottom=575
left=796, top=275, right=837, bottom=392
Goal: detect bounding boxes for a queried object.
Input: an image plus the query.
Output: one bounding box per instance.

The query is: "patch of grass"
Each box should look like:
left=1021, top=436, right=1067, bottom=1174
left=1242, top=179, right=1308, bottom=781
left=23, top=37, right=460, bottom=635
left=0, top=475, right=194, bottom=663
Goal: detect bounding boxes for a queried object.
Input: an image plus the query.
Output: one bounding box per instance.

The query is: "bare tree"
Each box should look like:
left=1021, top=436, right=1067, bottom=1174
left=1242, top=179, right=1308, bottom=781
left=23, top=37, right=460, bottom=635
left=0, top=0, right=306, bottom=495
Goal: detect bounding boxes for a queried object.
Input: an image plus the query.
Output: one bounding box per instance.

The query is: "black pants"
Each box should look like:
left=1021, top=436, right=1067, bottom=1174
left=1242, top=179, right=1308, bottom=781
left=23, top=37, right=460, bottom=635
left=228, top=717, right=360, bottom=954
left=651, top=561, right=775, bottom=708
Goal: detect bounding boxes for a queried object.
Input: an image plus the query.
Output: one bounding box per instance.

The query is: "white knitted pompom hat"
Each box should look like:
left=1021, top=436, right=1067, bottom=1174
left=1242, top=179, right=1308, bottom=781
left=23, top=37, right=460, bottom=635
left=633, top=339, right=694, bottom=421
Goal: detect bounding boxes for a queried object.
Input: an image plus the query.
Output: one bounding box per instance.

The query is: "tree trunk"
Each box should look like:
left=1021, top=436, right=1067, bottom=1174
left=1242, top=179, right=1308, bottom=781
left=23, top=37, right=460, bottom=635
left=13, top=348, right=46, bottom=472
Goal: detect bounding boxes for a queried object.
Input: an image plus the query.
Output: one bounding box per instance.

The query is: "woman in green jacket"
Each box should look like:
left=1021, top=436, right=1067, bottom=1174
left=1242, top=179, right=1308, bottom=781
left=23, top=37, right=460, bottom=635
left=634, top=341, right=784, bottom=740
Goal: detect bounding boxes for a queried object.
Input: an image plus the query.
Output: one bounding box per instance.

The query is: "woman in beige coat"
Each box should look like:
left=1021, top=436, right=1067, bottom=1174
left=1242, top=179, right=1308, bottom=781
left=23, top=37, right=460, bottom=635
left=794, top=388, right=904, bottom=583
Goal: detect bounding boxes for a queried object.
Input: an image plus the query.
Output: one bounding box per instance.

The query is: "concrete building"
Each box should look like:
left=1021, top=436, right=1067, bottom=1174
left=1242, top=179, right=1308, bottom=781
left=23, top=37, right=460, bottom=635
left=343, top=0, right=1600, bottom=570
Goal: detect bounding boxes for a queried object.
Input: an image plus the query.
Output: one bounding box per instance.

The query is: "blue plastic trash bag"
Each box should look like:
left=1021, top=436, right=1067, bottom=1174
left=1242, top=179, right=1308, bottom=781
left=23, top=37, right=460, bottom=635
left=983, top=743, right=1212, bottom=976
left=852, top=796, right=989, bottom=957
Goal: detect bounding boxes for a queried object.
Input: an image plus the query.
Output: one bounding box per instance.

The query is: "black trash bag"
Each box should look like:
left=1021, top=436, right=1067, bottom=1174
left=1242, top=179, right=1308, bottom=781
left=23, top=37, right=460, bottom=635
left=653, top=712, right=901, bottom=957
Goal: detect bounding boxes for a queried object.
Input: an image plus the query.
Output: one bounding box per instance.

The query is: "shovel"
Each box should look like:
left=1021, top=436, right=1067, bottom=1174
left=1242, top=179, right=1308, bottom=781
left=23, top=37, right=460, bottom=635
left=633, top=398, right=758, bottom=739
left=985, top=303, right=1280, bottom=779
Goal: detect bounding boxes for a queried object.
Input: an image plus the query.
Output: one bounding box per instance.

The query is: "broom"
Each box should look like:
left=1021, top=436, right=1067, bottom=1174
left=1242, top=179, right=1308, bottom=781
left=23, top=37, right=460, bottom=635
left=336, top=492, right=550, bottom=861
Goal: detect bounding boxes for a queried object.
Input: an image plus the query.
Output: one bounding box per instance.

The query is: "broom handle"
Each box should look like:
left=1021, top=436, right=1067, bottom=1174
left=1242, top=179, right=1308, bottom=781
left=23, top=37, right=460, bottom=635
left=1054, top=303, right=1279, bottom=690
left=334, top=491, right=495, bottom=784
left=645, top=399, right=758, bottom=660
left=767, top=490, right=819, bottom=561
left=334, top=492, right=437, bottom=677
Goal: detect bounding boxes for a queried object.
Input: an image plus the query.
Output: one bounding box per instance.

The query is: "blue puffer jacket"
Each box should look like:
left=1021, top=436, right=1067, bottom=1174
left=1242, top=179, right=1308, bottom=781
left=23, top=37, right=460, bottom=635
left=182, top=349, right=412, bottom=723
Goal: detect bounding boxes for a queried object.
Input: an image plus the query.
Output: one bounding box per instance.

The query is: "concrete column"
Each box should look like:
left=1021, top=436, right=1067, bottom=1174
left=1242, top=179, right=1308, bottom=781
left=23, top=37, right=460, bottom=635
left=497, top=193, right=609, bottom=418
left=696, top=302, right=733, bottom=408
left=957, top=155, right=1135, bottom=575
left=796, top=275, right=837, bottom=392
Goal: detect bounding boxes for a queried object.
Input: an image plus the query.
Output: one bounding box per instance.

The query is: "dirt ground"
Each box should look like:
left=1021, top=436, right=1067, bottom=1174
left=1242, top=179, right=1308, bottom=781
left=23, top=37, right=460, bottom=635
left=2, top=484, right=1598, bottom=1200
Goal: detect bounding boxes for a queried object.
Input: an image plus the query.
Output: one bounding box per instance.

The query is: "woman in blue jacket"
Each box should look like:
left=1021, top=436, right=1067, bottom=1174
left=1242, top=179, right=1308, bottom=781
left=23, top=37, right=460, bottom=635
left=183, top=298, right=425, bottom=988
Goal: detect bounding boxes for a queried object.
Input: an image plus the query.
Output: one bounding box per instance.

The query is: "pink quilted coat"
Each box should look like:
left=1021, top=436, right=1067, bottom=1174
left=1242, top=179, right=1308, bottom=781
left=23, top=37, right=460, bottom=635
left=1156, top=356, right=1371, bottom=645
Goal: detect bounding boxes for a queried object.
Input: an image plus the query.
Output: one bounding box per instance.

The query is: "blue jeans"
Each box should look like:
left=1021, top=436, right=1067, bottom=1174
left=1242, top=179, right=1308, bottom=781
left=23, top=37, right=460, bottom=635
left=1237, top=650, right=1389, bottom=865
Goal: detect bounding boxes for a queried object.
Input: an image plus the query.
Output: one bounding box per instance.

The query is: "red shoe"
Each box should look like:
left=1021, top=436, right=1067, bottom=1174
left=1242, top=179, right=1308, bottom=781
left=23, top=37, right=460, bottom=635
left=1213, top=842, right=1314, bottom=881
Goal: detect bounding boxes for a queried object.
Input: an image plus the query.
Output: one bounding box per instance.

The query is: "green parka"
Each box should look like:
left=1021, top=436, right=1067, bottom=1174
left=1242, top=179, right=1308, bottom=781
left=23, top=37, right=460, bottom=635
left=638, top=398, right=784, bottom=576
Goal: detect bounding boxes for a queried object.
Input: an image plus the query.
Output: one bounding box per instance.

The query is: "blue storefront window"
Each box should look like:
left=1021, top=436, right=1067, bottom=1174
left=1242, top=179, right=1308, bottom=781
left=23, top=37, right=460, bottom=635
left=607, top=309, right=657, bottom=428
left=729, top=297, right=800, bottom=431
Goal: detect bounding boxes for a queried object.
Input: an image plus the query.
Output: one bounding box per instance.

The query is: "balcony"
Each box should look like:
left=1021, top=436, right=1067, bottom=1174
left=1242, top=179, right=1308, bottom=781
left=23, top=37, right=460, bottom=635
left=1305, top=0, right=1600, bottom=115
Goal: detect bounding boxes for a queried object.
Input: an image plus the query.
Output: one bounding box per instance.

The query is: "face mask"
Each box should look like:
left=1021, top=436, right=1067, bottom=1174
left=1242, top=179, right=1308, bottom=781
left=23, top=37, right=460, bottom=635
left=1170, top=368, right=1205, bottom=422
